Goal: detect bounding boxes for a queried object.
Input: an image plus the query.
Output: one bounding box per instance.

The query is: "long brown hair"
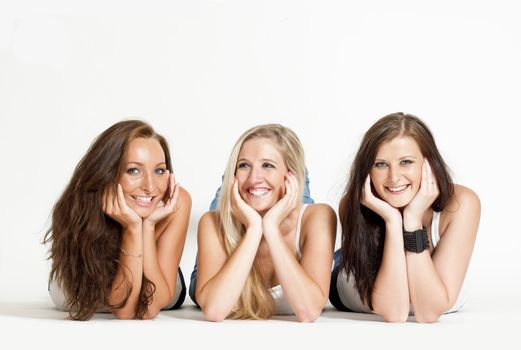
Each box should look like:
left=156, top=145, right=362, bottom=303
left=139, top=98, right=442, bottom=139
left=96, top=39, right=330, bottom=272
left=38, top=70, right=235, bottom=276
left=43, top=120, right=172, bottom=320
left=339, top=113, right=454, bottom=309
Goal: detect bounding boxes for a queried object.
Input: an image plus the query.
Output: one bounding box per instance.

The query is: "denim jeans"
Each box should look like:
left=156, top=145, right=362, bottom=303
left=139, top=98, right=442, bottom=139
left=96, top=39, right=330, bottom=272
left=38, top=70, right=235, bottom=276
left=328, top=249, right=351, bottom=311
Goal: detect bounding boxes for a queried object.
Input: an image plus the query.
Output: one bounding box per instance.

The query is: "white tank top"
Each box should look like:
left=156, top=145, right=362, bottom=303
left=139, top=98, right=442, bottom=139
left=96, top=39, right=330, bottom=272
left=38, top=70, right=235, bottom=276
left=268, top=204, right=308, bottom=315
left=336, top=211, right=467, bottom=314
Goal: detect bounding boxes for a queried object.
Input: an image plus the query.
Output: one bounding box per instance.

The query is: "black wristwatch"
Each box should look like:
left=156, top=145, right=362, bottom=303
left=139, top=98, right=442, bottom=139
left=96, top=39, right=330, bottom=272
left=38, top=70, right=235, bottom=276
left=403, top=227, right=430, bottom=253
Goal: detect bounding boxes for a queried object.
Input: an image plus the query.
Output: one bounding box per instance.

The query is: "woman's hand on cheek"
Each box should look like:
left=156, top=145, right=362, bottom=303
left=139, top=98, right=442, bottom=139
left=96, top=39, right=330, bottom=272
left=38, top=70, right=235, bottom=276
left=231, top=177, right=262, bottom=231
left=145, top=171, right=180, bottom=226
left=360, top=175, right=401, bottom=224
left=102, top=184, right=142, bottom=231
left=403, top=159, right=439, bottom=226
left=262, top=171, right=299, bottom=233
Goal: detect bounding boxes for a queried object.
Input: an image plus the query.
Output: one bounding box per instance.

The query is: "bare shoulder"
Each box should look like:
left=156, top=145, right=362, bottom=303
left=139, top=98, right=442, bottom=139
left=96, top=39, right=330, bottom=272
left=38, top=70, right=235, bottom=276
left=303, top=203, right=337, bottom=222
left=300, top=204, right=336, bottom=252
left=445, top=184, right=481, bottom=214
left=440, top=185, right=481, bottom=238
left=178, top=186, right=192, bottom=207
left=301, top=203, right=337, bottom=240
left=197, top=211, right=226, bottom=254
left=197, top=210, right=220, bottom=236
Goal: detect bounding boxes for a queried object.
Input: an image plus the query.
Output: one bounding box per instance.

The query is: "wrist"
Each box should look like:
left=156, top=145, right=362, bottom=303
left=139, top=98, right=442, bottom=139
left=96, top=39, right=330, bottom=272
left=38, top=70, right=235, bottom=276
left=384, top=214, right=403, bottom=227
left=123, top=224, right=142, bottom=236
left=403, top=213, right=422, bottom=231
left=261, top=218, right=281, bottom=235
left=245, top=225, right=263, bottom=239
left=121, top=230, right=142, bottom=250
left=262, top=225, right=280, bottom=238
left=262, top=227, right=282, bottom=244
left=142, top=219, right=157, bottom=230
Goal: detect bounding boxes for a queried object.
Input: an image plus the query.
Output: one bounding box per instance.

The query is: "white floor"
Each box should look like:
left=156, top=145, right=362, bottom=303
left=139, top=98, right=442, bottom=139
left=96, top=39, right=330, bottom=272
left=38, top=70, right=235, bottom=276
left=1, top=291, right=518, bottom=350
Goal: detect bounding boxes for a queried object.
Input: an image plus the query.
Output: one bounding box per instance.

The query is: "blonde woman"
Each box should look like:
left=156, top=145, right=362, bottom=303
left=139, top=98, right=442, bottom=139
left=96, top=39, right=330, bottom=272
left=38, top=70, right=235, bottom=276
left=194, top=124, right=336, bottom=321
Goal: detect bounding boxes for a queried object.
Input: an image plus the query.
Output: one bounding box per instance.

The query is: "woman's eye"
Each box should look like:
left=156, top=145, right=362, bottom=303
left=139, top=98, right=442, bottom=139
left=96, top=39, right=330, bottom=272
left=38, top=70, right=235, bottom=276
left=155, top=168, right=167, bottom=175
left=237, top=162, right=249, bottom=169
left=262, top=163, right=275, bottom=169
left=401, top=159, right=413, bottom=165
left=127, top=167, right=140, bottom=175
left=374, top=162, right=387, bottom=168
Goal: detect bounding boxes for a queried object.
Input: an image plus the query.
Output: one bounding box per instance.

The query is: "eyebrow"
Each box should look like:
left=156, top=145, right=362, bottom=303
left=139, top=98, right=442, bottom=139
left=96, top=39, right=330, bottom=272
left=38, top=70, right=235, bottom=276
left=237, top=158, right=278, bottom=164
left=374, top=156, right=418, bottom=162
left=126, top=161, right=167, bottom=167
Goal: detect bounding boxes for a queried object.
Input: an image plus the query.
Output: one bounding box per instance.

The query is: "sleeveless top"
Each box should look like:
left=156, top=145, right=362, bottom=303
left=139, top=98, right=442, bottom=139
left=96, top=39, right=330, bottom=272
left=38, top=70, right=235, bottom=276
left=336, top=211, right=467, bottom=314
left=268, top=204, right=308, bottom=315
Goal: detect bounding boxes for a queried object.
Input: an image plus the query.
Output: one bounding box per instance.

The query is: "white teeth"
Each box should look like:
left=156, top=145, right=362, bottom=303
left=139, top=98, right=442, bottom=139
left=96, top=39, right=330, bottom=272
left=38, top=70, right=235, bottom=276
left=248, top=188, right=270, bottom=197
left=134, top=196, right=153, bottom=202
left=388, top=185, right=408, bottom=192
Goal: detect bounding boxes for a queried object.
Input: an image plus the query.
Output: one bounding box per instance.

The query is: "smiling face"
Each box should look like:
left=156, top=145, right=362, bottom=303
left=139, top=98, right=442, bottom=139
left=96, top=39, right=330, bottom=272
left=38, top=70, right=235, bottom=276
left=370, top=136, right=424, bottom=208
left=235, top=137, right=288, bottom=216
left=118, top=137, right=169, bottom=218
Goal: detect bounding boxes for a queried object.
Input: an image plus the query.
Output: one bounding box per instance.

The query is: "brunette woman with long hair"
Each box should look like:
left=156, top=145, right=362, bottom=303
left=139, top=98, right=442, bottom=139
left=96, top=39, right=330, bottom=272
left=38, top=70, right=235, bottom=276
left=44, top=120, right=190, bottom=320
left=194, top=124, right=336, bottom=321
left=329, top=113, right=480, bottom=323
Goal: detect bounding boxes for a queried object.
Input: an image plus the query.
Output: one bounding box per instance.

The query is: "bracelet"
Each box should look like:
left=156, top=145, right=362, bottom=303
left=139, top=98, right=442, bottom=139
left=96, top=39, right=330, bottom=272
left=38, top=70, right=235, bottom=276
left=120, top=248, right=143, bottom=258
left=403, top=227, right=430, bottom=253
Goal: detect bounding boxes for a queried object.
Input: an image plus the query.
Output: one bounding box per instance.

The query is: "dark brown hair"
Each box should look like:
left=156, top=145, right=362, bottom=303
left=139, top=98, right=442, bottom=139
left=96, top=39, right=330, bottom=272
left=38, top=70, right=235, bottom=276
left=339, top=112, right=454, bottom=309
left=43, top=120, right=172, bottom=320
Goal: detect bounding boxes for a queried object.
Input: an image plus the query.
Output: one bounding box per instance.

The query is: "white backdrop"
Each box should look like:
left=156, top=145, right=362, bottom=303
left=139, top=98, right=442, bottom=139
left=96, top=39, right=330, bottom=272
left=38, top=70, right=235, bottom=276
left=1, top=0, right=520, bottom=308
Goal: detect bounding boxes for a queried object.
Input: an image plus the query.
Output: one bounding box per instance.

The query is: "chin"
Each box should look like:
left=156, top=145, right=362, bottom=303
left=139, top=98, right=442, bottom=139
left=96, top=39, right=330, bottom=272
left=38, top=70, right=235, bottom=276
left=248, top=201, right=271, bottom=212
left=385, top=198, right=412, bottom=209
left=130, top=206, right=155, bottom=219
left=250, top=199, right=279, bottom=216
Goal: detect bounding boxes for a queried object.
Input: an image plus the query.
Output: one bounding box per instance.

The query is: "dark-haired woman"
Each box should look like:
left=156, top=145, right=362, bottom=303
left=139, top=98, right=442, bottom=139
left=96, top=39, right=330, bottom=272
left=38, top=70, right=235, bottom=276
left=44, top=120, right=191, bottom=320
left=329, top=113, right=480, bottom=323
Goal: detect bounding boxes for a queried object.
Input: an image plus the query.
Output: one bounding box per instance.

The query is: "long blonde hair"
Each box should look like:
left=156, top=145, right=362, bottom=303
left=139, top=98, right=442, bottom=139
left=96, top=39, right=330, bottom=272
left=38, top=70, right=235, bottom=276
left=218, top=124, right=306, bottom=319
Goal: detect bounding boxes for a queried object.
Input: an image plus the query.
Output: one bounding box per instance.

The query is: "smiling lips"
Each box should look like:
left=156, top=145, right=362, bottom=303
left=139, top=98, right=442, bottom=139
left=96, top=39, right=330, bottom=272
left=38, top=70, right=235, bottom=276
left=385, top=184, right=410, bottom=194
left=131, top=195, right=155, bottom=206
left=246, top=187, right=271, bottom=198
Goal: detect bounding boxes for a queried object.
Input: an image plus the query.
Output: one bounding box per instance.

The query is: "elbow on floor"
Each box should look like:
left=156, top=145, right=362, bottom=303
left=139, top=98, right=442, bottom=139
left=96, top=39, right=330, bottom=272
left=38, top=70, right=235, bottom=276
left=113, top=310, right=136, bottom=320
left=295, top=308, right=321, bottom=323
left=414, top=311, right=442, bottom=323
left=143, top=307, right=161, bottom=320
left=203, top=307, right=227, bottom=322
left=381, top=310, right=409, bottom=323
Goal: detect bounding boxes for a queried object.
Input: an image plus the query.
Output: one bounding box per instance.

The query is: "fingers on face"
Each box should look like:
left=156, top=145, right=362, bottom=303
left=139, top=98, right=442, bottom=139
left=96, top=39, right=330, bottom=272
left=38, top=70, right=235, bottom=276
left=168, top=170, right=176, bottom=198
left=231, top=176, right=241, bottom=205
left=103, top=186, right=117, bottom=213
left=285, top=171, right=299, bottom=206
left=422, top=159, right=429, bottom=185
left=169, top=177, right=181, bottom=212
left=423, top=159, right=438, bottom=192
left=116, top=184, right=126, bottom=211
left=363, top=175, right=371, bottom=198
left=166, top=170, right=178, bottom=203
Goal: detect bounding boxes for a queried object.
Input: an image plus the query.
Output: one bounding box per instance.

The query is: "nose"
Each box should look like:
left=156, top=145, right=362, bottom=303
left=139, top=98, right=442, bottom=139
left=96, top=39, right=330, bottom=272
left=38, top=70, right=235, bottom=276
left=388, top=164, right=401, bottom=184
left=246, top=165, right=263, bottom=184
left=141, top=172, right=154, bottom=194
